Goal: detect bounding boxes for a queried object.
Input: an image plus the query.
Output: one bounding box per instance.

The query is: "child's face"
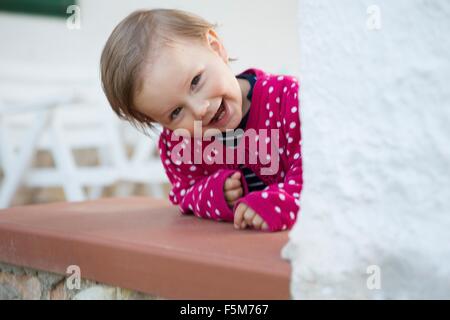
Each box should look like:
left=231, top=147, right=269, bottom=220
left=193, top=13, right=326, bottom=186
left=134, top=30, right=245, bottom=137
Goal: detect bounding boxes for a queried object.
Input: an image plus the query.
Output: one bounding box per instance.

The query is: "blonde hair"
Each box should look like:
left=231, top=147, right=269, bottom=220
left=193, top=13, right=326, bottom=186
left=100, top=8, right=236, bottom=134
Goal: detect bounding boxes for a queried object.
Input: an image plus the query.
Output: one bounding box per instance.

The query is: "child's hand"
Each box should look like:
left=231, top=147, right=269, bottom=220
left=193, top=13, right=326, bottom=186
left=234, top=203, right=269, bottom=231
left=224, top=172, right=243, bottom=208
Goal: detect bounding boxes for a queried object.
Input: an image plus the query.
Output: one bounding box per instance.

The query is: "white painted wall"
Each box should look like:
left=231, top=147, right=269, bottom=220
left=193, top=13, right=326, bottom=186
left=283, top=0, right=450, bottom=299
left=0, top=0, right=300, bottom=80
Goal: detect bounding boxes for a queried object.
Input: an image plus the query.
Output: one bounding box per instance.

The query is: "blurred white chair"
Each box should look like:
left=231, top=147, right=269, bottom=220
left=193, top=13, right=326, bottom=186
left=0, top=98, right=167, bottom=208
left=0, top=94, right=81, bottom=207
left=0, top=61, right=168, bottom=209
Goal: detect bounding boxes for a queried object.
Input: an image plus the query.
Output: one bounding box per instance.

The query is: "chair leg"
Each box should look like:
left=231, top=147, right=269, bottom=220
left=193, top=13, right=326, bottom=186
left=48, top=119, right=86, bottom=202
left=0, top=111, right=50, bottom=208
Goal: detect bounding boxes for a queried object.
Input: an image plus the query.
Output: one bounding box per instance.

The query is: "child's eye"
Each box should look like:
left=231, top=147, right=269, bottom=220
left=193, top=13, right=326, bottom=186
left=170, top=107, right=182, bottom=121
left=169, top=73, right=201, bottom=121
left=191, top=73, right=201, bottom=88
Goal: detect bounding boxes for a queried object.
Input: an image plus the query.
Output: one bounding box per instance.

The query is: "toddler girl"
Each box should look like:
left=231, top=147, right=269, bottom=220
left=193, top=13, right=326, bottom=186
left=100, top=9, right=302, bottom=232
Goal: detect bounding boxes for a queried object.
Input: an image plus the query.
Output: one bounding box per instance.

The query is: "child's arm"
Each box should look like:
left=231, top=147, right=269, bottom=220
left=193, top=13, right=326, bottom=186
left=159, top=135, right=248, bottom=222
left=233, top=78, right=302, bottom=232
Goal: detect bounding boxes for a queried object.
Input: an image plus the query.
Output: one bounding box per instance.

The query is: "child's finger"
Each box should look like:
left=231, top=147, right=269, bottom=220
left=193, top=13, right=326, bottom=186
left=243, top=207, right=256, bottom=224
left=234, top=204, right=245, bottom=228
left=231, top=172, right=241, bottom=180
left=224, top=177, right=241, bottom=191
left=225, top=187, right=240, bottom=205
left=225, top=188, right=243, bottom=201
left=252, top=214, right=264, bottom=229
left=224, top=175, right=241, bottom=191
left=261, top=222, right=269, bottom=231
left=226, top=172, right=239, bottom=183
left=226, top=185, right=243, bottom=194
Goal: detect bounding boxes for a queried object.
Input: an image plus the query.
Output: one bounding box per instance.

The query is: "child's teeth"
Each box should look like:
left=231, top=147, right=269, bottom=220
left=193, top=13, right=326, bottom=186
left=217, top=109, right=225, bottom=121
left=212, top=102, right=225, bottom=123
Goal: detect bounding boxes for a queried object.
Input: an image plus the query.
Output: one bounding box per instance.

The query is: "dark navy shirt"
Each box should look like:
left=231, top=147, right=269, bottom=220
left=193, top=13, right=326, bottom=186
left=217, top=73, right=267, bottom=192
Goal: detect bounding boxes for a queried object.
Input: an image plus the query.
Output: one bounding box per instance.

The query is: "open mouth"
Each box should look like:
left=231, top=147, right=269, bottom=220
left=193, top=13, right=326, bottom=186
left=208, top=100, right=226, bottom=125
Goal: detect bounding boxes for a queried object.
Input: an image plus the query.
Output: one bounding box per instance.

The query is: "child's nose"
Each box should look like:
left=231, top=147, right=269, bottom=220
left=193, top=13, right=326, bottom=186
left=191, top=100, right=211, bottom=121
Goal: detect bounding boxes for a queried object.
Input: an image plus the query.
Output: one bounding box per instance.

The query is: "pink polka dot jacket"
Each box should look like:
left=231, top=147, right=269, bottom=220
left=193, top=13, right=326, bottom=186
left=158, top=68, right=302, bottom=232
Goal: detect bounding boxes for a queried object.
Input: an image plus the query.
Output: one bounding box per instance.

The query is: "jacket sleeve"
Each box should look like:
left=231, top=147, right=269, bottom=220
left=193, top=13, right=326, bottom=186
left=232, top=77, right=303, bottom=232
left=158, top=133, right=247, bottom=222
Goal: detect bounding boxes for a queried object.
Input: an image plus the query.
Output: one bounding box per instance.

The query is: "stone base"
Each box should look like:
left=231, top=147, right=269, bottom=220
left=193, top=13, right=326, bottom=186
left=0, top=262, right=162, bottom=300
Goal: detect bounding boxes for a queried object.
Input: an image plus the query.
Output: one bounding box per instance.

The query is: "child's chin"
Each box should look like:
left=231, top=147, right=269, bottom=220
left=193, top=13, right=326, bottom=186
left=202, top=128, right=226, bottom=138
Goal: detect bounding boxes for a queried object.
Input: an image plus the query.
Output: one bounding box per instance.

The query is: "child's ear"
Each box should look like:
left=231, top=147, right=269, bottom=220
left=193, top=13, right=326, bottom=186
left=206, top=29, right=228, bottom=62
